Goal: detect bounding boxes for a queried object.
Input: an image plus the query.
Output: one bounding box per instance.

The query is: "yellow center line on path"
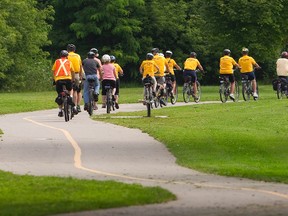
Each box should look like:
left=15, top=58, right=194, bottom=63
left=23, top=116, right=288, bottom=200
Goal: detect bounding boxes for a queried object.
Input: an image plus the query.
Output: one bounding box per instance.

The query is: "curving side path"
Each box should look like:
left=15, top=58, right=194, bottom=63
left=0, top=102, right=287, bottom=216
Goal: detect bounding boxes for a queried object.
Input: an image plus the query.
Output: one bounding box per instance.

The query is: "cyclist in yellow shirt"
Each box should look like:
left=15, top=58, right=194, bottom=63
left=139, top=53, right=159, bottom=97
left=219, top=49, right=240, bottom=101
left=165, top=50, right=181, bottom=96
left=238, top=47, right=261, bottom=98
left=183, top=52, right=204, bottom=100
left=67, top=44, right=83, bottom=113
left=110, top=55, right=123, bottom=109
left=152, top=48, right=170, bottom=106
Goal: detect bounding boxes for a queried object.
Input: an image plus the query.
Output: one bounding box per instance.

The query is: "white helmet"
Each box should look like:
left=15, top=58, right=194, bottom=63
left=102, top=54, right=111, bottom=63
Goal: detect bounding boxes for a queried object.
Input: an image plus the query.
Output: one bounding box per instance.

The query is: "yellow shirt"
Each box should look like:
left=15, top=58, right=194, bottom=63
left=153, top=54, right=166, bottom=76
left=113, top=63, right=123, bottom=79
left=166, top=58, right=177, bottom=75
left=184, top=57, right=200, bottom=70
left=68, top=51, right=82, bottom=73
left=238, top=55, right=256, bottom=73
left=140, top=60, right=158, bottom=78
left=219, top=56, right=237, bottom=74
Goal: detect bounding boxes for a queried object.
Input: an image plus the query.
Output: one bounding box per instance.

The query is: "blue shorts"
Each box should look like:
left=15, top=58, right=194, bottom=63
left=241, top=72, right=255, bottom=80
left=183, top=70, right=197, bottom=83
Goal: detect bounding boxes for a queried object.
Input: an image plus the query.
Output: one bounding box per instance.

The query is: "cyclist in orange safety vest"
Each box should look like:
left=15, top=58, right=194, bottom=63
left=52, top=50, right=76, bottom=117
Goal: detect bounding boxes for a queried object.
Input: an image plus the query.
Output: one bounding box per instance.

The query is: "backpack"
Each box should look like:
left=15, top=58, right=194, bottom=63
left=272, top=79, right=278, bottom=91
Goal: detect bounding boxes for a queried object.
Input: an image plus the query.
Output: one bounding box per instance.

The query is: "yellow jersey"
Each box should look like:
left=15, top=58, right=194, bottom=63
left=113, top=63, right=123, bottom=79
left=140, top=60, right=158, bottom=78
left=219, top=56, right=237, bottom=74
left=68, top=51, right=82, bottom=73
left=153, top=54, right=166, bottom=76
left=238, top=55, right=256, bottom=73
left=184, top=57, right=200, bottom=70
left=166, top=58, right=177, bottom=75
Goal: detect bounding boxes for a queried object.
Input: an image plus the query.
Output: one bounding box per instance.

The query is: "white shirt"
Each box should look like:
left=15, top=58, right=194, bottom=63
left=276, top=58, right=288, bottom=76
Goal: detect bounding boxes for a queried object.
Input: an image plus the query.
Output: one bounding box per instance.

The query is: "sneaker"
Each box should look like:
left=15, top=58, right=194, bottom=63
left=73, top=106, right=78, bottom=115
left=77, top=105, right=81, bottom=112
left=159, top=98, right=167, bottom=106
left=93, top=93, right=99, bottom=102
left=229, top=94, right=235, bottom=101
left=115, top=102, right=119, bottom=109
left=84, top=103, right=88, bottom=111
left=253, top=92, right=258, bottom=98
left=58, top=111, right=63, bottom=117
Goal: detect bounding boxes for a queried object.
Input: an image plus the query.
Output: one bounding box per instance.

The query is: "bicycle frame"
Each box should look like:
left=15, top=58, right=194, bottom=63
left=87, top=78, right=96, bottom=116
left=105, top=84, right=114, bottom=114
left=219, top=75, right=239, bottom=103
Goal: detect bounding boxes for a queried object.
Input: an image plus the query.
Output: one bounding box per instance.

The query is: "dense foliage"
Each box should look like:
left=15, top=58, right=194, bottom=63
left=1, top=0, right=288, bottom=91
left=0, top=0, right=54, bottom=91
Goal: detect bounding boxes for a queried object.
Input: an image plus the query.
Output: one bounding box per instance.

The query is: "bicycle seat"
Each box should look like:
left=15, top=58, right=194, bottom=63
left=87, top=78, right=96, bottom=83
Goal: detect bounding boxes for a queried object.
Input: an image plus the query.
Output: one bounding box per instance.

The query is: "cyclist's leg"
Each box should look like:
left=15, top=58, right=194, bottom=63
left=248, top=72, right=257, bottom=96
left=55, top=80, right=64, bottom=116
left=228, top=74, right=236, bottom=98
left=115, top=78, right=120, bottom=103
left=151, top=76, right=157, bottom=95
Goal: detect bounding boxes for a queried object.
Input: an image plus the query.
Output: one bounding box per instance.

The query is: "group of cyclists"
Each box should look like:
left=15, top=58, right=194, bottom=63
left=52, top=44, right=123, bottom=118
left=52, top=43, right=288, bottom=117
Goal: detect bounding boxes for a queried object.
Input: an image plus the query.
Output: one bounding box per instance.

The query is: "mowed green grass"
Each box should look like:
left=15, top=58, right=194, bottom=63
left=94, top=85, right=288, bottom=183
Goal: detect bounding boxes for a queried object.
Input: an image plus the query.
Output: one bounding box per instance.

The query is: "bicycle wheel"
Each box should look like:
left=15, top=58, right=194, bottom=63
left=63, top=98, right=69, bottom=122
left=183, top=83, right=191, bottom=103
left=88, top=90, right=94, bottom=116
left=171, top=84, right=178, bottom=104
left=242, top=81, right=250, bottom=101
left=277, top=82, right=283, bottom=99
left=194, top=81, right=201, bottom=103
left=145, top=88, right=152, bottom=117
left=70, top=105, right=74, bottom=120
left=219, top=84, right=227, bottom=103
left=234, top=81, right=239, bottom=102
left=106, top=90, right=111, bottom=114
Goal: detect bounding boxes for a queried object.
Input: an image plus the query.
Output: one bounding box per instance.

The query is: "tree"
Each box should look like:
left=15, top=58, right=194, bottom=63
left=0, top=0, right=54, bottom=91
left=199, top=0, right=288, bottom=81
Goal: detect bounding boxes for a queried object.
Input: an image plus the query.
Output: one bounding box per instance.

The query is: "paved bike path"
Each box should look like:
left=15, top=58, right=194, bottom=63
left=0, top=102, right=287, bottom=216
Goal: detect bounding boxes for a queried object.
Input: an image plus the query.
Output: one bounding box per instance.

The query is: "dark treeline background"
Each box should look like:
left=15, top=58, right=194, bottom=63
left=1, top=0, right=288, bottom=91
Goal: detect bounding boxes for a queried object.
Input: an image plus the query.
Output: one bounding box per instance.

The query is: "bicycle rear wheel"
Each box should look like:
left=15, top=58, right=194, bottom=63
left=183, top=83, right=191, bottom=103
left=106, top=90, right=111, bottom=114
left=171, top=84, right=178, bottom=104
left=88, top=90, right=94, bottom=116
left=63, top=98, right=69, bottom=122
left=194, top=81, right=201, bottom=103
left=277, top=82, right=283, bottom=99
left=219, top=84, right=228, bottom=103
left=242, top=82, right=250, bottom=101
left=234, top=81, right=239, bottom=102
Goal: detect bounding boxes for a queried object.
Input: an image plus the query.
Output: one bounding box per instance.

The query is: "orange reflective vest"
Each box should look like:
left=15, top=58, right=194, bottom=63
left=53, top=58, right=72, bottom=81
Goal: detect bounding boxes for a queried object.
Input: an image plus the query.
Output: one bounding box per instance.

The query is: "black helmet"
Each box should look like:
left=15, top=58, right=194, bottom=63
left=60, top=50, right=69, bottom=57
left=110, top=55, right=116, bottom=62
left=87, top=51, right=95, bottom=59
left=90, top=48, right=98, bottom=54
left=281, top=51, right=288, bottom=58
left=223, top=49, right=231, bottom=55
left=146, top=53, right=154, bottom=60
left=151, top=48, right=159, bottom=53
left=190, top=52, right=197, bottom=57
left=67, top=44, right=76, bottom=52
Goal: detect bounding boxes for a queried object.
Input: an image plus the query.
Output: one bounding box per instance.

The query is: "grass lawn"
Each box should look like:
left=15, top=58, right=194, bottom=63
left=0, top=171, right=175, bottom=216
left=94, top=85, right=288, bottom=184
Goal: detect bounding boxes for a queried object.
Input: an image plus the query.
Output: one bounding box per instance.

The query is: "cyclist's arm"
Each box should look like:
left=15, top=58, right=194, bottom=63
left=197, top=62, right=204, bottom=72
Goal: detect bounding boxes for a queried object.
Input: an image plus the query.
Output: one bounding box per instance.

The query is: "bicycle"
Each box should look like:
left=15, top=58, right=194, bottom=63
left=275, top=77, right=288, bottom=99
left=104, top=83, right=115, bottom=114
left=182, top=69, right=201, bottom=103
left=142, top=75, right=155, bottom=117
left=59, top=83, right=74, bottom=122
left=163, top=73, right=178, bottom=104
left=241, top=74, right=259, bottom=101
left=87, top=78, right=97, bottom=116
left=219, top=75, right=239, bottom=103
